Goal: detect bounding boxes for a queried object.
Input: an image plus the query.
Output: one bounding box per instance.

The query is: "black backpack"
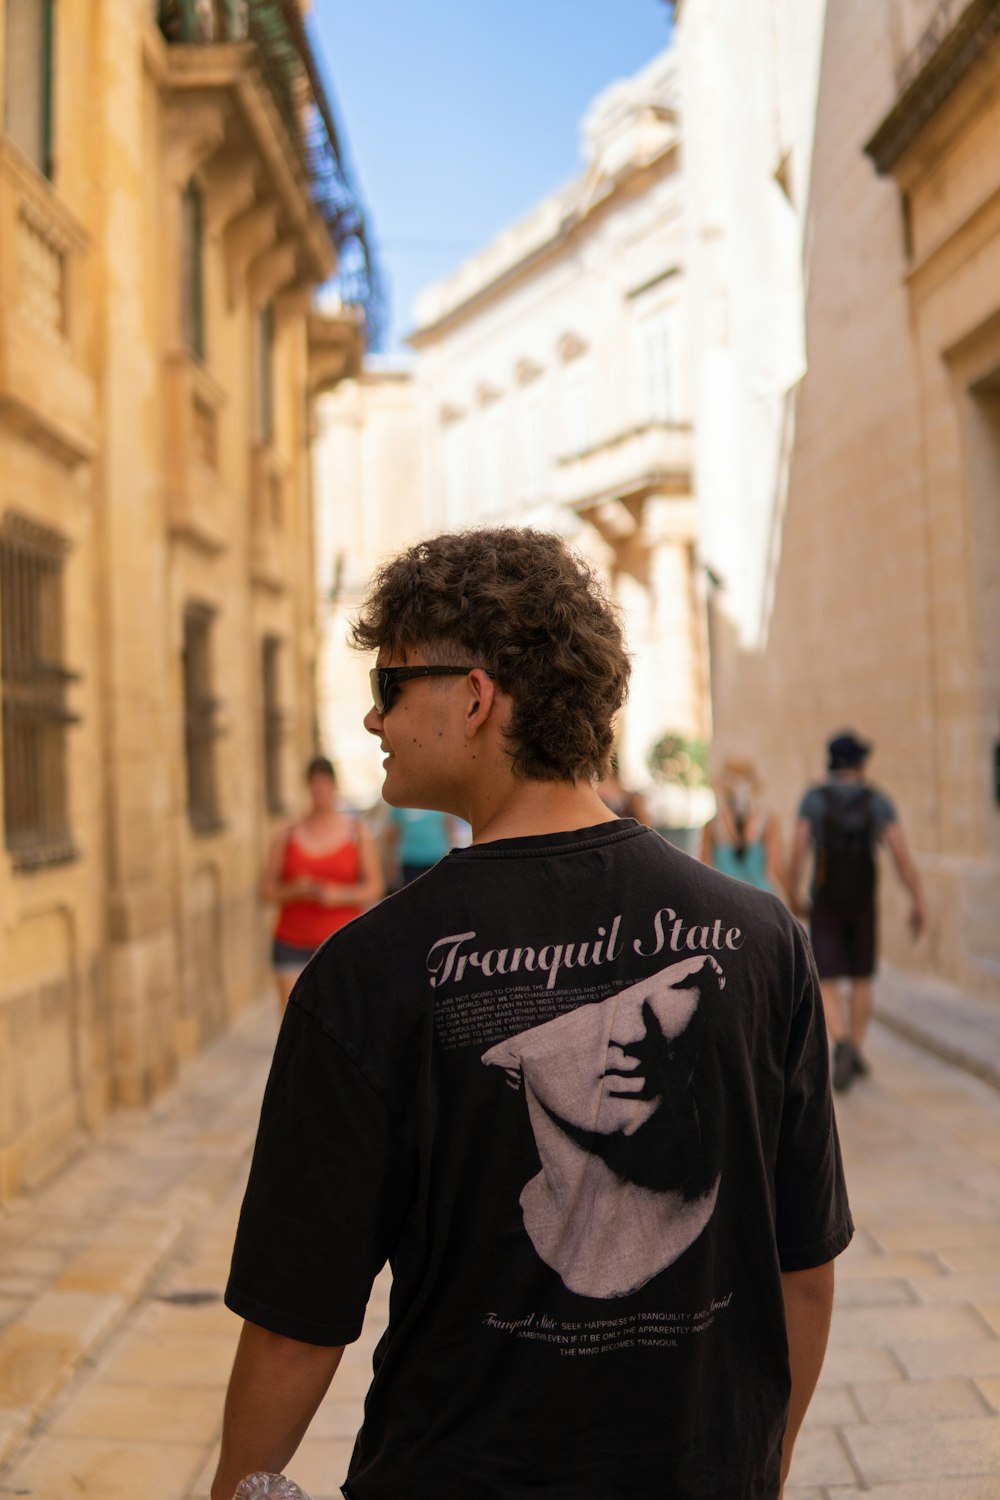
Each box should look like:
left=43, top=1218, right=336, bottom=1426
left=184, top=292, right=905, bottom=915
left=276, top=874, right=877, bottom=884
left=814, top=787, right=877, bottom=913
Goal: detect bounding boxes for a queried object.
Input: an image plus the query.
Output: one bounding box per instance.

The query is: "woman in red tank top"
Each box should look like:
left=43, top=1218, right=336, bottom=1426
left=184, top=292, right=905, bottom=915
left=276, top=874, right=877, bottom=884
left=261, top=756, right=384, bottom=1012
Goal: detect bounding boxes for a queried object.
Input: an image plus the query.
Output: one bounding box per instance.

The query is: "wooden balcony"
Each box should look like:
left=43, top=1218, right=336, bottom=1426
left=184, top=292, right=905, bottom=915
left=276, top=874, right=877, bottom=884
left=0, top=142, right=97, bottom=466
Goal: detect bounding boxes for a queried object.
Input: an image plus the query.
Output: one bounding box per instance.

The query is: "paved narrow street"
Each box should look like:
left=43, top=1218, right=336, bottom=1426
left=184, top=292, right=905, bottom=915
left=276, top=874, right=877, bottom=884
left=0, top=998, right=998, bottom=1499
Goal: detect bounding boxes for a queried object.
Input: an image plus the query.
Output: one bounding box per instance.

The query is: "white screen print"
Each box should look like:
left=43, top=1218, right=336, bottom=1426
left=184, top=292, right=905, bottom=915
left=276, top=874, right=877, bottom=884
left=482, top=954, right=726, bottom=1298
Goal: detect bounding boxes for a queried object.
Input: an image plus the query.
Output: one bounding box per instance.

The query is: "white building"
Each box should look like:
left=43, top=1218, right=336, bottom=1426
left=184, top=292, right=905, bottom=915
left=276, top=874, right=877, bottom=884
left=675, top=0, right=827, bottom=657
left=315, top=48, right=710, bottom=819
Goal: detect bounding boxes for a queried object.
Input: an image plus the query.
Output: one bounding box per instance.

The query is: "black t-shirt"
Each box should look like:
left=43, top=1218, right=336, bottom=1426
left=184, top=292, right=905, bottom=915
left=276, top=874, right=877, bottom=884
left=227, top=821, right=852, bottom=1500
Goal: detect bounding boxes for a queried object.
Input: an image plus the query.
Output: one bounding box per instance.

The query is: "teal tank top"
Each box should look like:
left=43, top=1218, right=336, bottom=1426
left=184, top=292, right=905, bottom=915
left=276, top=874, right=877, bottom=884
left=712, top=839, right=772, bottom=892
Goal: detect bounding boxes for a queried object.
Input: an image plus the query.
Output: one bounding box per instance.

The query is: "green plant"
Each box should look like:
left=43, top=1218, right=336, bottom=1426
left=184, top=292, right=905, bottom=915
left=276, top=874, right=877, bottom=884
left=647, top=731, right=709, bottom=789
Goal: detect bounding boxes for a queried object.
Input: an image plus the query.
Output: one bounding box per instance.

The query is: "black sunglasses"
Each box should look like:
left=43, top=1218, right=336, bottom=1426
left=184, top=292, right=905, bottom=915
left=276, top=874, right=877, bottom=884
left=369, top=665, right=494, bottom=716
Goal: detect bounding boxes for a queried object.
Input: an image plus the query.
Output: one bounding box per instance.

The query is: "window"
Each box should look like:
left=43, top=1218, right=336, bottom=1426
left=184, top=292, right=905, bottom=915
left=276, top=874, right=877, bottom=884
left=562, top=361, right=593, bottom=455
left=443, top=421, right=467, bottom=527
left=518, top=385, right=545, bottom=502
left=183, top=602, right=222, bottom=831
left=638, top=308, right=677, bottom=423
left=257, top=303, right=275, bottom=445
left=0, top=513, right=78, bottom=868
left=181, top=181, right=206, bottom=360
left=261, top=635, right=284, bottom=815
left=480, top=403, right=506, bottom=519
left=3, top=0, right=56, bottom=178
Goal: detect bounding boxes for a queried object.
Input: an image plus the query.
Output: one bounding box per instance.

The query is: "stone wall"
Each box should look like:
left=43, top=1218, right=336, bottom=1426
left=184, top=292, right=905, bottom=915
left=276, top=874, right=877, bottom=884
left=696, top=0, right=1000, bottom=1004
left=0, top=0, right=333, bottom=1197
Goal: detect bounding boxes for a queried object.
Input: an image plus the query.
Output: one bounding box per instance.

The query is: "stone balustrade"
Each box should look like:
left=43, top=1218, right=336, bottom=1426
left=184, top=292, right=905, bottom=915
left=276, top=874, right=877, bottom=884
left=0, top=141, right=95, bottom=465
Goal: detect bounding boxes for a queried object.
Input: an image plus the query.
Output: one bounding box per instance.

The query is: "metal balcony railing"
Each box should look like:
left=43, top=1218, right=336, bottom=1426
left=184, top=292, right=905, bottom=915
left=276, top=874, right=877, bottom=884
left=158, top=0, right=385, bottom=348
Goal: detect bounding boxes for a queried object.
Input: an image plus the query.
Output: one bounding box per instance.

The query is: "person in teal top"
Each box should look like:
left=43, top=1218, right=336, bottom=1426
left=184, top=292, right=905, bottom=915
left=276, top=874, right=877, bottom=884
left=387, top=806, right=457, bottom=886
left=699, top=756, right=790, bottom=901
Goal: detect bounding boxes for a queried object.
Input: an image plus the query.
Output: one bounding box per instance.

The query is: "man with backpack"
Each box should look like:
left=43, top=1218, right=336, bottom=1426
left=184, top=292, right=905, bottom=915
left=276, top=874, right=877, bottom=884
left=789, top=731, right=926, bottom=1092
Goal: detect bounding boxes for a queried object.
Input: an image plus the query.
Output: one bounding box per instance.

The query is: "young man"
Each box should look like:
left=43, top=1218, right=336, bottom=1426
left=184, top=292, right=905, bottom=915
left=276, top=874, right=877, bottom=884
left=214, top=528, right=852, bottom=1500
left=788, top=730, right=926, bottom=1092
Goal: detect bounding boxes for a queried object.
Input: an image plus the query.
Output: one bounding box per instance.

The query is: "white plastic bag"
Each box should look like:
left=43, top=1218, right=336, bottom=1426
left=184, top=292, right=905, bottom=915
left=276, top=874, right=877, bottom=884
left=233, top=1475, right=314, bottom=1500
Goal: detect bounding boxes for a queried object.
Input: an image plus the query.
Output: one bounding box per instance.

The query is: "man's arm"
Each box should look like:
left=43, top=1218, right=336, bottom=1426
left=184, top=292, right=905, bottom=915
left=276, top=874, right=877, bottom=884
left=883, top=821, right=926, bottom=938
left=786, top=817, right=812, bottom=917
left=210, top=1322, right=344, bottom=1500
left=779, top=1260, right=835, bottom=1495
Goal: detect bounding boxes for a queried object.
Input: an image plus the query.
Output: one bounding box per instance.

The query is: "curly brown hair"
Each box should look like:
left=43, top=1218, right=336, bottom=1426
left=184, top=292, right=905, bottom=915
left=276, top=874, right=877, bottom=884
left=351, top=528, right=630, bottom=783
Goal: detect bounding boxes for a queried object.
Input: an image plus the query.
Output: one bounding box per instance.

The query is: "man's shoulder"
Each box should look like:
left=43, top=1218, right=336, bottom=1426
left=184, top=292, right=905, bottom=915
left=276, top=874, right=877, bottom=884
left=798, top=783, right=826, bottom=819
left=865, top=783, right=897, bottom=818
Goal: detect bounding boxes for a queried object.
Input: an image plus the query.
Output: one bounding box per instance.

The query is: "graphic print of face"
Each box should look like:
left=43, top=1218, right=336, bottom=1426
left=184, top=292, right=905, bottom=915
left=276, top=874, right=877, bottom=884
left=481, top=954, right=727, bottom=1296
left=482, top=953, right=725, bottom=1140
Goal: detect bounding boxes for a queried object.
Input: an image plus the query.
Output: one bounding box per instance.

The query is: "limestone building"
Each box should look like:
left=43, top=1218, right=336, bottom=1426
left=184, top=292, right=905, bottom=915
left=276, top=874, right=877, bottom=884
left=317, top=49, right=710, bottom=815
left=0, top=0, right=374, bottom=1196
left=676, top=0, right=1000, bottom=1010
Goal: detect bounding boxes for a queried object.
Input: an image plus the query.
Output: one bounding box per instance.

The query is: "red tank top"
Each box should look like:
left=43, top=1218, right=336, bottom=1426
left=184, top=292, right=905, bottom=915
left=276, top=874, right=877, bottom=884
left=274, top=826, right=363, bottom=949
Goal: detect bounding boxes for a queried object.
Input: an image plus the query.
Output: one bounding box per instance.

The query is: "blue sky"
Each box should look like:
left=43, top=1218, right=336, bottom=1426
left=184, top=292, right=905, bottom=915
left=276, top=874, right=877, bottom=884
left=313, top=1, right=674, bottom=350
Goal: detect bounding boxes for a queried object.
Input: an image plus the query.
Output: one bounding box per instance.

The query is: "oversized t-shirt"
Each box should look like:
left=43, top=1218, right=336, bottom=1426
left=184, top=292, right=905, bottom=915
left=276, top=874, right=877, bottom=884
left=226, top=821, right=852, bottom=1500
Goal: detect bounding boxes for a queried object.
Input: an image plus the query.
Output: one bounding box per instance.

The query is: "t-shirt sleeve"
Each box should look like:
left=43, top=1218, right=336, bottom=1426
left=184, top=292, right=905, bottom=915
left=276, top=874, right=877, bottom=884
left=874, top=789, right=898, bottom=834
left=225, top=996, right=414, bottom=1345
left=773, top=934, right=854, bottom=1271
left=797, top=788, right=821, bottom=827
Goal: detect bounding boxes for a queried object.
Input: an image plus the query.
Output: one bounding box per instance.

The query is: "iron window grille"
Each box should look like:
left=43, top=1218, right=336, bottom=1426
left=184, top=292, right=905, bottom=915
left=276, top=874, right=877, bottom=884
left=0, top=512, right=79, bottom=869
left=182, top=602, right=224, bottom=832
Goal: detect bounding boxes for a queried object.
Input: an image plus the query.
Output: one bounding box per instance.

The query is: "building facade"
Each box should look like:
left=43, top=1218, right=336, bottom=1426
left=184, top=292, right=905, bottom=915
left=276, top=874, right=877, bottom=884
left=317, top=49, right=710, bottom=816
left=0, top=0, right=371, bottom=1196
left=676, top=0, right=1000, bottom=1009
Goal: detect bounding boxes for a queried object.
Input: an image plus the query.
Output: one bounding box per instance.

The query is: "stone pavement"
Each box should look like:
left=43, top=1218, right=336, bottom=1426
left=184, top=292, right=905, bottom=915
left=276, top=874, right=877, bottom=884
left=0, top=999, right=998, bottom=1499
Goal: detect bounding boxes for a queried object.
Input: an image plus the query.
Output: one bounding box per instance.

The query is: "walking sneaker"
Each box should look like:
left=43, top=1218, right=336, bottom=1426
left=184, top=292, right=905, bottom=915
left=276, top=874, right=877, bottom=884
left=852, top=1047, right=871, bottom=1078
left=832, top=1039, right=857, bottom=1093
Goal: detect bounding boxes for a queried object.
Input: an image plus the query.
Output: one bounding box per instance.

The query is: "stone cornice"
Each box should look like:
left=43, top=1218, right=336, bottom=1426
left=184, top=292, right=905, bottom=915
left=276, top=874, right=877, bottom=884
left=866, top=0, right=1000, bottom=175
left=409, top=146, right=680, bottom=348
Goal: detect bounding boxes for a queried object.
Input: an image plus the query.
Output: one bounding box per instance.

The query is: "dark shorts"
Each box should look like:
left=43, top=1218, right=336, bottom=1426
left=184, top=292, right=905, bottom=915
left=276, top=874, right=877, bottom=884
left=810, top=899, right=877, bottom=980
left=272, top=938, right=316, bottom=973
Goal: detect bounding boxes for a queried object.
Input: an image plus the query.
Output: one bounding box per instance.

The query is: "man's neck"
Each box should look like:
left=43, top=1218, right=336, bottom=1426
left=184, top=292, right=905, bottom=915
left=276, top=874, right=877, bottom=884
left=467, top=779, right=620, bottom=844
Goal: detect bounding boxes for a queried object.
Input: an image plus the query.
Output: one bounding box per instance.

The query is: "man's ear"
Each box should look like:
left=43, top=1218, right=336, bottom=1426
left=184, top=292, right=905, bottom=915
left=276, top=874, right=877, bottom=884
left=464, top=667, right=498, bottom=738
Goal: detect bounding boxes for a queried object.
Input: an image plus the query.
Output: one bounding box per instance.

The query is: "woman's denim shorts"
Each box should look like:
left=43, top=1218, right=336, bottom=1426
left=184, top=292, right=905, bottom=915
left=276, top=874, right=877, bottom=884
left=272, top=938, right=316, bottom=973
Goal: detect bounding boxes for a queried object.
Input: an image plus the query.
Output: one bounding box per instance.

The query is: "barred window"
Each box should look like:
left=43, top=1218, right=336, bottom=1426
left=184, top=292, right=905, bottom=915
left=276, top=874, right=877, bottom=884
left=4, top=0, right=56, bottom=178
left=0, top=513, right=79, bottom=868
left=261, top=634, right=285, bottom=815
left=181, top=180, right=206, bottom=360
left=183, top=602, right=223, bottom=832
left=257, top=303, right=275, bottom=445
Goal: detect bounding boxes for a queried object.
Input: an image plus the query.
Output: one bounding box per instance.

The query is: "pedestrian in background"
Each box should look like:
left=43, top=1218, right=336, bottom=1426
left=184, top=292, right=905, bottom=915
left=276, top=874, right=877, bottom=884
left=260, top=756, right=384, bottom=1012
left=214, top=528, right=850, bottom=1500
left=700, top=755, right=789, bottom=900
left=788, top=730, right=926, bottom=1091
left=384, top=805, right=458, bottom=887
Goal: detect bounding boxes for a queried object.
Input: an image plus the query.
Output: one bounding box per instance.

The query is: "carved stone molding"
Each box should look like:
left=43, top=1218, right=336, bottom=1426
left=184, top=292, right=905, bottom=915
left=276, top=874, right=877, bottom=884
left=162, top=99, right=230, bottom=188
left=223, top=201, right=278, bottom=309
left=200, top=147, right=260, bottom=235
left=307, top=307, right=364, bottom=397
left=248, top=239, right=299, bottom=308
